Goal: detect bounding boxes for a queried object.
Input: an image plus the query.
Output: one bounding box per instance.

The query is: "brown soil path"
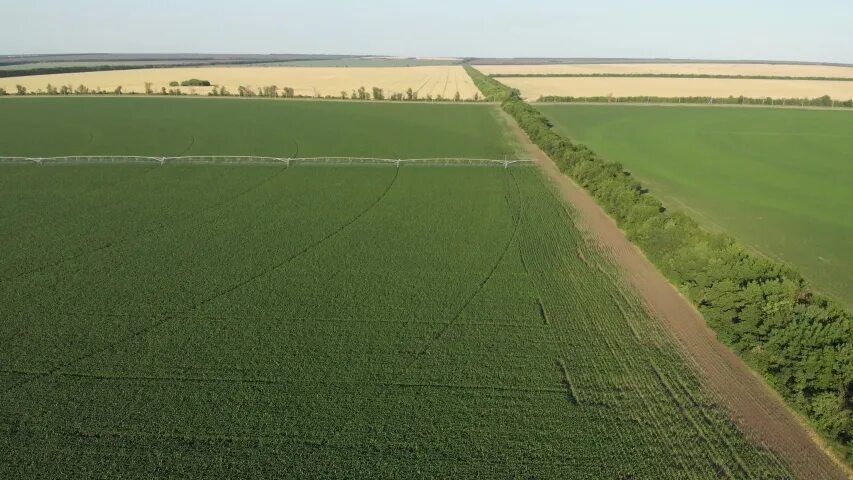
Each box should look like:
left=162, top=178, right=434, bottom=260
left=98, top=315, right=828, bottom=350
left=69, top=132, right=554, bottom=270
left=502, top=111, right=850, bottom=480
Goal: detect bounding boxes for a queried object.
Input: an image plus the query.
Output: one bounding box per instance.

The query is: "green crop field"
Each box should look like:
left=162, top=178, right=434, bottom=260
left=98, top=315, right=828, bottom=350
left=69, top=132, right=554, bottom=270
left=0, top=97, right=518, bottom=159
left=539, top=104, right=853, bottom=305
left=0, top=162, right=791, bottom=478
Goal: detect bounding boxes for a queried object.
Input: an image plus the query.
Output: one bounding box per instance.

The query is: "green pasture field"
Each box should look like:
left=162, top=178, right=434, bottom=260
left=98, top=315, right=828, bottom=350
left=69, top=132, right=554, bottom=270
left=0, top=162, right=790, bottom=478
left=0, top=97, right=518, bottom=159
left=539, top=104, right=853, bottom=305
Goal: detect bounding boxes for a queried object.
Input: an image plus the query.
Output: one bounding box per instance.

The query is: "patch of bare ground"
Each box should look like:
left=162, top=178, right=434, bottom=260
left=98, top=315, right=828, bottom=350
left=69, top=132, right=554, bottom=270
left=500, top=110, right=851, bottom=480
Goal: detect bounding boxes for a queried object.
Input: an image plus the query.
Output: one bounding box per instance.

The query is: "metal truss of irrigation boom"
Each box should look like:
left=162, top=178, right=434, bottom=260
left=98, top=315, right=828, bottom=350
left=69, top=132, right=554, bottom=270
left=0, top=156, right=534, bottom=168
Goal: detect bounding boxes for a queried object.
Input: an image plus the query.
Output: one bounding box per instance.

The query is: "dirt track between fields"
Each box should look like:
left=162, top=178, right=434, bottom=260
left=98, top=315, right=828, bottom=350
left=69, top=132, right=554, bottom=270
left=501, top=111, right=850, bottom=480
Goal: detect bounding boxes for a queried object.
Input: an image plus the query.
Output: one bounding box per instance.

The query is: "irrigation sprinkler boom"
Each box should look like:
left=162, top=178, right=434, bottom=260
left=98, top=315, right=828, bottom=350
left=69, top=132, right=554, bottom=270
left=0, top=156, right=535, bottom=168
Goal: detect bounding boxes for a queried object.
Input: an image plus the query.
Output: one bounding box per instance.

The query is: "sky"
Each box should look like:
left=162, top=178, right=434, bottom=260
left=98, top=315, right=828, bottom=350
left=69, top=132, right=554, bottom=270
left=3, top=0, right=852, bottom=63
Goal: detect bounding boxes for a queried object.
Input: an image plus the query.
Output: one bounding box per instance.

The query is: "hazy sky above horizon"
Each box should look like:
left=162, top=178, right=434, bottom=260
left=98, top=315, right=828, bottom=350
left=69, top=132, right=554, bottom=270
left=3, top=0, right=851, bottom=63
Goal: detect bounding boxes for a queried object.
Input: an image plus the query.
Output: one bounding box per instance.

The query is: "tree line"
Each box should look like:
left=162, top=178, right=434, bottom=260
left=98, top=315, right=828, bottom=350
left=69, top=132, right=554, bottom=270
left=464, top=64, right=852, bottom=461
left=538, top=94, right=853, bottom=108
left=1, top=83, right=479, bottom=102
left=490, top=72, right=853, bottom=82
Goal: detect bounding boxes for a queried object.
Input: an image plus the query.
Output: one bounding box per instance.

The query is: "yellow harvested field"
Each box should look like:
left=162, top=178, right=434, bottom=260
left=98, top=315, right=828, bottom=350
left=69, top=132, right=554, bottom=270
left=477, top=62, right=853, bottom=78
left=0, top=66, right=483, bottom=99
left=503, top=77, right=853, bottom=101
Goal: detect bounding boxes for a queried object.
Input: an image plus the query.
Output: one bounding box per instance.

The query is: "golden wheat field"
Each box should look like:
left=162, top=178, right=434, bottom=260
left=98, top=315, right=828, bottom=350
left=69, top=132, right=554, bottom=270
left=0, top=66, right=483, bottom=99
left=476, top=62, right=853, bottom=78
left=502, top=76, right=853, bottom=101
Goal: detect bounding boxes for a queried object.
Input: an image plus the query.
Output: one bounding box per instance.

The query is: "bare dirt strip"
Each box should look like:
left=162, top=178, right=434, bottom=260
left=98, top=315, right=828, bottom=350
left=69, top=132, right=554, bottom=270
left=501, top=111, right=850, bottom=480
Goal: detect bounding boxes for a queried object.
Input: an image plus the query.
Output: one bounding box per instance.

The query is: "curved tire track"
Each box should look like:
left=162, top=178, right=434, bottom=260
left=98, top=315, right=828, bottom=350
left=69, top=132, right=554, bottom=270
left=0, top=164, right=161, bottom=244
left=2, top=165, right=400, bottom=395
left=0, top=166, right=289, bottom=285
left=176, top=135, right=196, bottom=156
left=390, top=168, right=524, bottom=383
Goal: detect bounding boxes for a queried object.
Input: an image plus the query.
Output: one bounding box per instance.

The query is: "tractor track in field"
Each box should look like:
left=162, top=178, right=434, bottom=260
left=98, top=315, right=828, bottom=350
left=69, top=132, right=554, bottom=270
left=176, top=135, right=196, bottom=156
left=0, top=164, right=289, bottom=285
left=389, top=167, right=524, bottom=383
left=499, top=109, right=850, bottom=480
left=1, top=166, right=400, bottom=396
left=0, top=163, right=160, bottom=244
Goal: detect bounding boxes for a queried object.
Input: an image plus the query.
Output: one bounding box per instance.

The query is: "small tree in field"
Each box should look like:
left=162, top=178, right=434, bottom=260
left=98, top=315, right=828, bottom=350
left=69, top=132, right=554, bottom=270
left=473, top=92, right=480, bottom=101
left=144, top=82, right=153, bottom=95
left=0, top=88, right=7, bottom=96
left=75, top=85, right=90, bottom=95
left=341, top=90, right=348, bottom=99
left=454, top=91, right=461, bottom=102
left=114, top=86, right=123, bottom=95
left=405, top=88, right=414, bottom=101
left=15, top=85, right=27, bottom=95
left=61, top=85, right=72, bottom=95
left=372, top=87, right=385, bottom=100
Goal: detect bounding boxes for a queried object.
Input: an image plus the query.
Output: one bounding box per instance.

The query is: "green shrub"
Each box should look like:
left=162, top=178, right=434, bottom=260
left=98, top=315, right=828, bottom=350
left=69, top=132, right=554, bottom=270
left=179, top=79, right=211, bottom=87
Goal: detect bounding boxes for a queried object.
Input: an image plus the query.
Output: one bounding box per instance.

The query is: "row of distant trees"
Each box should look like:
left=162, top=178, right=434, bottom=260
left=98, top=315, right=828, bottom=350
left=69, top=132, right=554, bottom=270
left=1, top=83, right=480, bottom=102
left=538, top=94, right=853, bottom=108
left=221, top=84, right=476, bottom=101
left=169, top=79, right=212, bottom=87
left=1, top=84, right=126, bottom=96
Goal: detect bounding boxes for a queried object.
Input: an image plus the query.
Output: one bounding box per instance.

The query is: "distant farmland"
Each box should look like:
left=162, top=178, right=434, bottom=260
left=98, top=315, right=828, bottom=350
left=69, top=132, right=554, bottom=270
left=0, top=65, right=483, bottom=99
left=474, top=62, right=853, bottom=102
left=476, top=62, right=853, bottom=78
left=501, top=76, right=853, bottom=101
left=539, top=104, right=853, bottom=304
left=0, top=162, right=792, bottom=478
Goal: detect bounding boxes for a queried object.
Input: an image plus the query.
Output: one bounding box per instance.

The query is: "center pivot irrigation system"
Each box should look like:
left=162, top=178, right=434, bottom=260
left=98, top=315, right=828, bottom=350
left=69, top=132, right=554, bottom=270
left=0, top=156, right=534, bottom=168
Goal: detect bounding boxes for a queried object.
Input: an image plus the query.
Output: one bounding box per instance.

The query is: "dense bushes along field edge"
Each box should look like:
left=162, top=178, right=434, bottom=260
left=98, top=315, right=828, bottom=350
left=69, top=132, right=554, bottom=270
left=463, top=64, right=852, bottom=461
